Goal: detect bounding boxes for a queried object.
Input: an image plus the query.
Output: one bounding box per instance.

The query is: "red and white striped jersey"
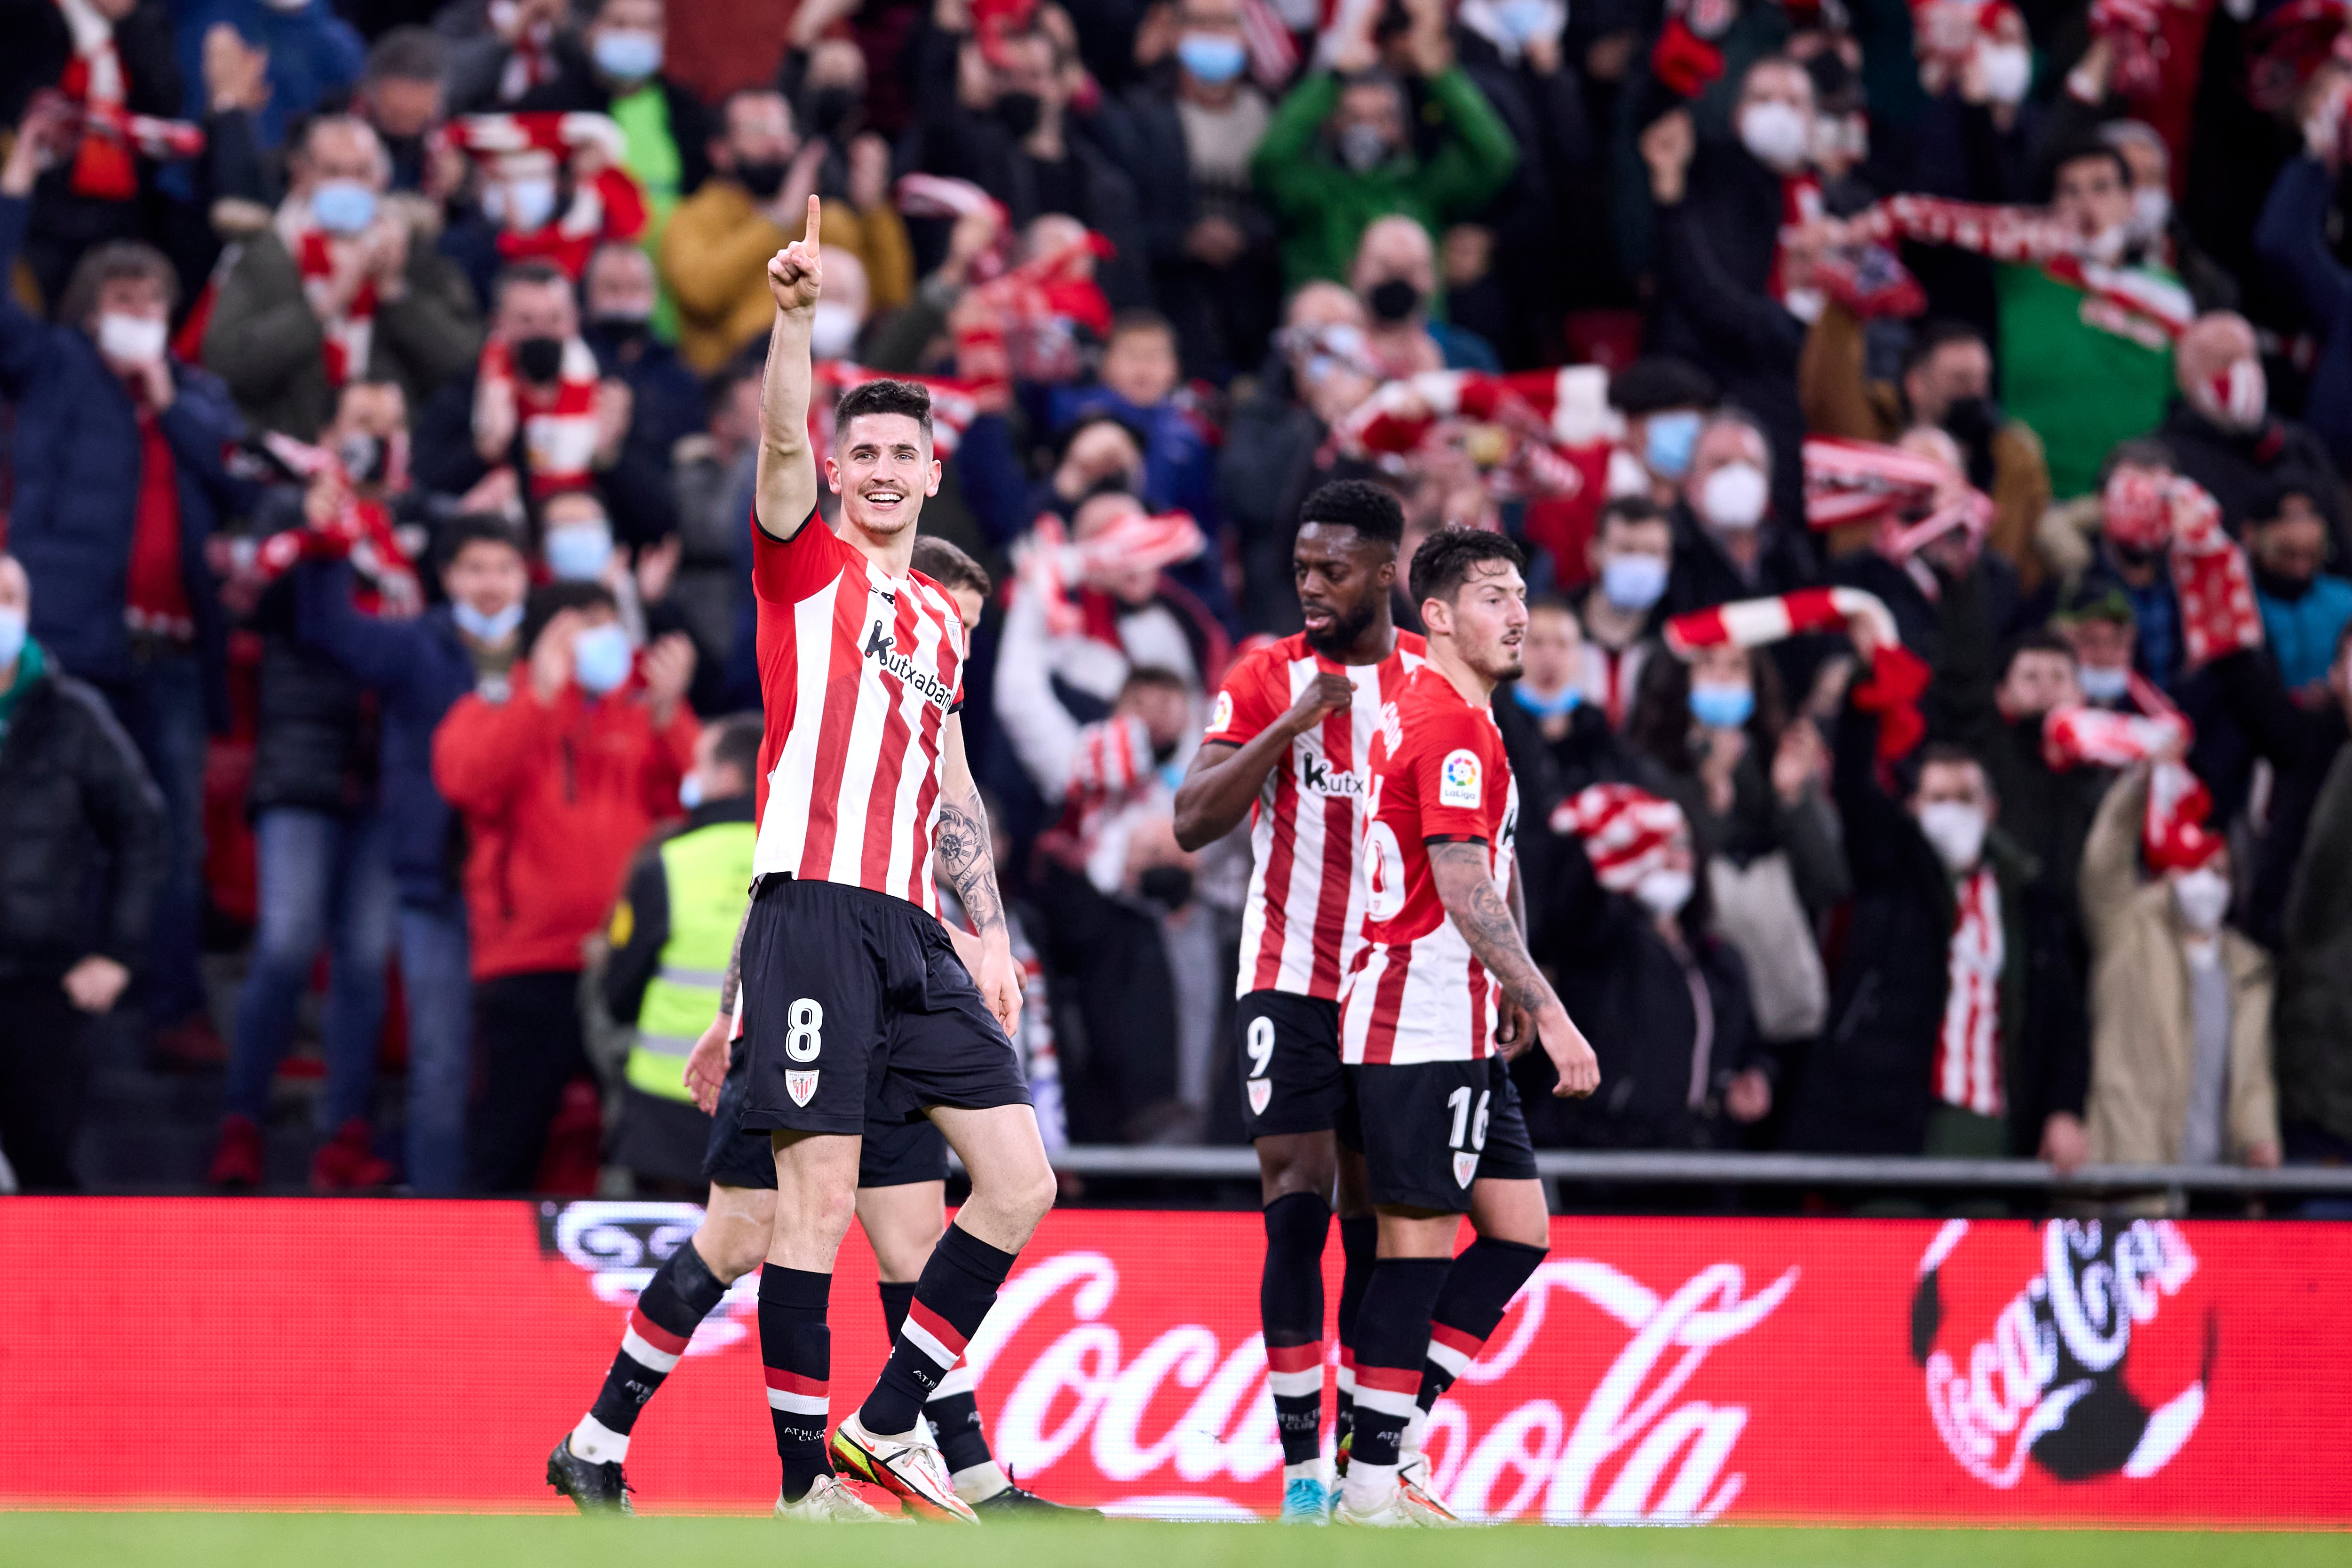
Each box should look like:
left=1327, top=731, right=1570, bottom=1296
left=1204, top=631, right=1426, bottom=1001
left=1933, top=867, right=2005, bottom=1117
left=748, top=509, right=966, bottom=914
left=1339, top=665, right=1519, bottom=1065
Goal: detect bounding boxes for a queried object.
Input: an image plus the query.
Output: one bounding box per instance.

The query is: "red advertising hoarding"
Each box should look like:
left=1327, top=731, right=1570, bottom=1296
left=1, top=1200, right=2345, bottom=1523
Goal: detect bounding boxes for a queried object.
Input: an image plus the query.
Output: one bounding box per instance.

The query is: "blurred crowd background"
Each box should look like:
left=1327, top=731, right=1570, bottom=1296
left=6, top=0, right=2352, bottom=1207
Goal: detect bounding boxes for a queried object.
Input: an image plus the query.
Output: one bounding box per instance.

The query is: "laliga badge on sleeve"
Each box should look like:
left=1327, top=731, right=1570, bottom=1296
left=1440, top=748, right=1482, bottom=809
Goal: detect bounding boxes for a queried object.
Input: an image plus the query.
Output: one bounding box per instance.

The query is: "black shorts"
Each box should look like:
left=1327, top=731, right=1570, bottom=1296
left=1340, top=1055, right=1538, bottom=1213
left=1236, top=990, right=1352, bottom=1141
left=703, top=1037, right=950, bottom=1191
left=737, top=875, right=1029, bottom=1137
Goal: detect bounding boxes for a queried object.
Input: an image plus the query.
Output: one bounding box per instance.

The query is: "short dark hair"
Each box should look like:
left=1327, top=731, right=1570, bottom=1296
left=2248, top=476, right=2324, bottom=527
left=707, top=712, right=765, bottom=788
left=834, top=378, right=934, bottom=445
left=1108, top=308, right=1175, bottom=344
left=2099, top=437, right=2175, bottom=485
left=57, top=240, right=177, bottom=326
left=704, top=349, right=766, bottom=420
left=1901, top=319, right=1986, bottom=381
left=1607, top=355, right=1715, bottom=417
left=910, top=534, right=992, bottom=598
left=717, top=85, right=791, bottom=135
left=1121, top=664, right=1192, bottom=698
left=2052, top=138, right=2133, bottom=191
left=365, top=25, right=448, bottom=84
left=520, top=581, right=619, bottom=658
left=494, top=259, right=572, bottom=304
left=1409, top=527, right=1526, bottom=608
left=1054, top=408, right=1145, bottom=464
left=2000, top=629, right=2077, bottom=680
left=1913, top=741, right=1993, bottom=792
left=1597, top=495, right=1670, bottom=537
left=437, top=514, right=527, bottom=573
left=1297, top=478, right=1405, bottom=546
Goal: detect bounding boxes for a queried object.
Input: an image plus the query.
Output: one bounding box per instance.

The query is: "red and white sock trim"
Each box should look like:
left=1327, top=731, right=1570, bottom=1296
left=1423, top=1321, right=1482, bottom=1380
left=621, top=1307, right=689, bottom=1374
left=1351, top=1364, right=1422, bottom=1420
left=765, top=1367, right=829, bottom=1417
left=900, top=1299, right=968, bottom=1372
left=1335, top=1349, right=1358, bottom=1399
left=1265, top=1340, right=1325, bottom=1401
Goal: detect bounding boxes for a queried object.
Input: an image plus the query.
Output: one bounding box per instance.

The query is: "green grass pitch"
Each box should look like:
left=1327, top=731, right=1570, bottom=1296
left=0, top=1515, right=2343, bottom=1568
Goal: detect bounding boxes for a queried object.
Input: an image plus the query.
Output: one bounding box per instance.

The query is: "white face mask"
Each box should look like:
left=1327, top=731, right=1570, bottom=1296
left=809, top=300, right=862, bottom=361
left=1699, top=461, right=1769, bottom=531
left=1634, top=867, right=1695, bottom=916
left=491, top=175, right=560, bottom=234
left=1977, top=42, right=2032, bottom=107
left=1738, top=100, right=1812, bottom=174
left=96, top=311, right=168, bottom=366
left=2076, top=663, right=2131, bottom=703
left=2083, top=223, right=2129, bottom=264
left=2129, top=184, right=2171, bottom=243
left=1917, top=799, right=1988, bottom=873
left=2173, top=866, right=2230, bottom=932
left=2197, top=357, right=2266, bottom=432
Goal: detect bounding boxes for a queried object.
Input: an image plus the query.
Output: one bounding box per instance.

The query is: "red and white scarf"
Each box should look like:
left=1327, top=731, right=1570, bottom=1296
left=1935, top=866, right=2005, bottom=1118
left=477, top=336, right=602, bottom=499
left=1666, top=587, right=1932, bottom=759
left=957, top=231, right=1117, bottom=406
left=1772, top=172, right=1826, bottom=318
left=1844, top=193, right=2196, bottom=344
left=49, top=0, right=202, bottom=200
left=2040, top=673, right=2220, bottom=871
left=276, top=202, right=375, bottom=390
left=244, top=432, right=423, bottom=617
left=1550, top=784, right=1688, bottom=893
left=1013, top=509, right=1207, bottom=639
left=440, top=113, right=647, bottom=276
left=1803, top=435, right=1994, bottom=580
left=2102, top=469, right=2264, bottom=669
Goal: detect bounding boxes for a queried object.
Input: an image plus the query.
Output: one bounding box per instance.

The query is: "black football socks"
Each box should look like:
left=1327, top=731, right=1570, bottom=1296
left=571, top=1241, right=731, bottom=1463
left=858, top=1224, right=1017, bottom=1440
left=1340, top=1257, right=1449, bottom=1509
left=759, top=1265, right=834, bottom=1502
left=879, top=1277, right=1001, bottom=1497
left=1260, top=1192, right=1332, bottom=1477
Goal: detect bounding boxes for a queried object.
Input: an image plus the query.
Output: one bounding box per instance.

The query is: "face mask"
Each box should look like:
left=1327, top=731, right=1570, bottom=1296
left=805, top=87, right=859, bottom=138
left=1699, top=460, right=1769, bottom=530
left=0, top=607, right=25, bottom=669
left=452, top=598, right=524, bottom=643
left=2076, top=662, right=2131, bottom=702
left=734, top=157, right=790, bottom=200
left=994, top=91, right=1044, bottom=138
left=495, top=175, right=559, bottom=233
left=679, top=772, right=706, bottom=811
left=96, top=311, right=167, bottom=365
left=1634, top=866, right=1695, bottom=916
left=1512, top=682, right=1581, bottom=719
left=1644, top=410, right=1701, bottom=478
left=2129, top=185, right=2171, bottom=244
left=310, top=179, right=379, bottom=236
left=338, top=431, right=388, bottom=485
left=2083, top=224, right=2128, bottom=264
left=810, top=299, right=862, bottom=360
left=1495, top=0, right=1554, bottom=43
left=2200, top=358, right=2266, bottom=432
left=592, top=30, right=664, bottom=81
left=1977, top=42, right=2032, bottom=107
left=1916, top=799, right=1988, bottom=874
left=1940, top=394, right=1997, bottom=449
left=2172, top=865, right=2230, bottom=932
left=1737, top=100, right=1811, bottom=173
left=1336, top=123, right=1391, bottom=173
left=1688, top=680, right=1754, bottom=731
left=1367, top=278, right=1421, bottom=324
left=571, top=621, right=634, bottom=694
left=1601, top=552, right=1669, bottom=611
left=591, top=311, right=652, bottom=348
left=544, top=522, right=614, bottom=581
left=511, top=334, right=566, bottom=383
left=1177, top=34, right=1248, bottom=84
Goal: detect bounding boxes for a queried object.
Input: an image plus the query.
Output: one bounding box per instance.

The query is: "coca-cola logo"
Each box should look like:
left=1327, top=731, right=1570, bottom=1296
left=1912, top=1218, right=2212, bottom=1489
left=966, top=1250, right=1797, bottom=1521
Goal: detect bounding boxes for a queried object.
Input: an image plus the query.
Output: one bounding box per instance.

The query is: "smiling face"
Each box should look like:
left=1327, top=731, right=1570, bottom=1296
left=826, top=411, right=939, bottom=542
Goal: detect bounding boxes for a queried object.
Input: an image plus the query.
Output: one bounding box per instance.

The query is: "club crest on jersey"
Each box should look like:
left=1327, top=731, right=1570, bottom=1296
left=861, top=620, right=956, bottom=709
left=1452, top=1150, right=1478, bottom=1188
left=1209, top=690, right=1234, bottom=733
left=1439, top=749, right=1482, bottom=808
left=1248, top=1079, right=1272, bottom=1116
left=786, top=1069, right=819, bottom=1106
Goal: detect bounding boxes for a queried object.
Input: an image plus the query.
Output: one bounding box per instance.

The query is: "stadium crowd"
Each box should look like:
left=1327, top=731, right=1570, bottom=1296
left=4, top=0, right=2352, bottom=1200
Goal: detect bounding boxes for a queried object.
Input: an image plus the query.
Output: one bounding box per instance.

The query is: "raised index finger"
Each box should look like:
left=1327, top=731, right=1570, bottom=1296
left=803, top=193, right=821, bottom=255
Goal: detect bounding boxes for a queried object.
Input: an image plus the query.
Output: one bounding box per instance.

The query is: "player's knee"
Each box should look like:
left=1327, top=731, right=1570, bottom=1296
left=991, top=1163, right=1057, bottom=1234
left=699, top=1221, right=770, bottom=1283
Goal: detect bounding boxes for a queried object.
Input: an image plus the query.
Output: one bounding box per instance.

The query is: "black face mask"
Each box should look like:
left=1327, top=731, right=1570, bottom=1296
left=2256, top=562, right=2316, bottom=603
left=338, top=431, right=386, bottom=485
left=1941, top=395, right=1996, bottom=448
left=1137, top=864, right=1194, bottom=907
left=994, top=91, right=1043, bottom=139
left=806, top=86, right=859, bottom=139
left=2111, top=540, right=2163, bottom=572
left=1367, top=278, right=1421, bottom=323
left=512, top=334, right=566, bottom=383
left=735, top=157, right=790, bottom=199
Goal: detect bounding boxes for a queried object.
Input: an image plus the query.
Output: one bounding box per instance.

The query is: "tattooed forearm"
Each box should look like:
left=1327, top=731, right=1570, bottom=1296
left=1430, top=841, right=1557, bottom=1016
left=936, top=784, right=1007, bottom=939
left=718, top=906, right=749, bottom=1016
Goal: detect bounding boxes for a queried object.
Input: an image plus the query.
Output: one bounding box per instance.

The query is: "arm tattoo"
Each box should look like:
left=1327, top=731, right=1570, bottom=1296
left=936, top=785, right=1007, bottom=939
left=1431, top=842, right=1556, bottom=1016
left=718, top=907, right=749, bottom=1016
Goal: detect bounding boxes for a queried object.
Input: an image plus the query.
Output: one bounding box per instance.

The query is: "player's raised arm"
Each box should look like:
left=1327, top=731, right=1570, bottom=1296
left=754, top=193, right=824, bottom=542
left=1428, top=841, right=1599, bottom=1097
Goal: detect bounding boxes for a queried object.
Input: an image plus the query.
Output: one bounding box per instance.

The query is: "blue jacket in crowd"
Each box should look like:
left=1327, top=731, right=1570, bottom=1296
left=0, top=194, right=245, bottom=722
left=294, top=562, right=480, bottom=911
left=171, top=0, right=364, bottom=152
left=2259, top=574, right=2352, bottom=692
left=2258, top=155, right=2352, bottom=478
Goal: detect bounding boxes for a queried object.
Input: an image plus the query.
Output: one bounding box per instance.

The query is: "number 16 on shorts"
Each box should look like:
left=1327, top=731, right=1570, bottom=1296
left=1448, top=1083, right=1490, bottom=1189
